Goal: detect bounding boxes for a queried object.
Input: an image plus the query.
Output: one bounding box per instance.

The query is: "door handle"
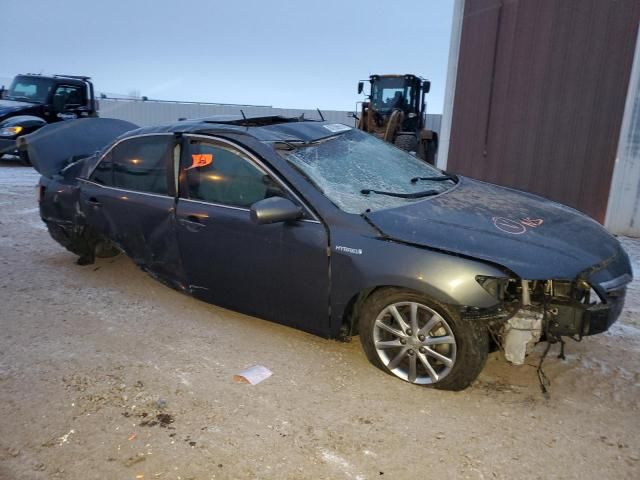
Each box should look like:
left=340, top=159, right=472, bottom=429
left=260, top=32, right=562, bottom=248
left=179, top=215, right=206, bottom=231
left=88, top=196, right=101, bottom=206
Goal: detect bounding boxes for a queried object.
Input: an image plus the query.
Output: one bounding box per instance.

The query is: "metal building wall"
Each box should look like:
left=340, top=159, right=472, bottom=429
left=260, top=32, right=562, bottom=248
left=98, top=98, right=442, bottom=133
left=605, top=27, right=640, bottom=235
left=446, top=0, right=640, bottom=223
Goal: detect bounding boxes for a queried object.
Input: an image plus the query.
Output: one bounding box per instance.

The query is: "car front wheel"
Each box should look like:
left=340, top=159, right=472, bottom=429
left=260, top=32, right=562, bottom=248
left=359, top=288, right=488, bottom=391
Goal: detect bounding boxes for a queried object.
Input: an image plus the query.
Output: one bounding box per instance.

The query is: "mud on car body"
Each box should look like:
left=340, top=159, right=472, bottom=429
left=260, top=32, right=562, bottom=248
left=30, top=115, right=632, bottom=391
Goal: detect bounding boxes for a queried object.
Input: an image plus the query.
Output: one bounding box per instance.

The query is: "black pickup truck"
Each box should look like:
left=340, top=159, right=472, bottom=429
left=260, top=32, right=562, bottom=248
left=0, top=74, right=97, bottom=164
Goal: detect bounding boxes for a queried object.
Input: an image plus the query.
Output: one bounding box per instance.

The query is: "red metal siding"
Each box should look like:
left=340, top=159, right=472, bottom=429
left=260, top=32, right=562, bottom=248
left=448, top=0, right=640, bottom=222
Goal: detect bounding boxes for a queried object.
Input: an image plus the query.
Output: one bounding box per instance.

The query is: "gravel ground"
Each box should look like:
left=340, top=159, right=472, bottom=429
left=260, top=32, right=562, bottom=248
left=0, top=162, right=639, bottom=480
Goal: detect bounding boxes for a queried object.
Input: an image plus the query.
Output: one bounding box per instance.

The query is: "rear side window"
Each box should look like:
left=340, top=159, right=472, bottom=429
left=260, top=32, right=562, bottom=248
left=91, top=135, right=174, bottom=195
left=53, top=85, right=85, bottom=107
left=90, top=150, right=113, bottom=186
left=183, top=141, right=283, bottom=207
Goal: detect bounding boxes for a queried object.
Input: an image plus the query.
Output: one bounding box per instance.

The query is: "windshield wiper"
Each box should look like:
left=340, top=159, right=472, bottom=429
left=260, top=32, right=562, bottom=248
left=410, top=173, right=458, bottom=184
left=361, top=188, right=440, bottom=199
left=273, top=134, right=342, bottom=150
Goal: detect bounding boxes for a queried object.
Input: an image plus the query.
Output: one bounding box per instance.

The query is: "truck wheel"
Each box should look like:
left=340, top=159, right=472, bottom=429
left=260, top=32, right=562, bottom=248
left=394, top=134, right=418, bottom=153
left=18, top=150, right=32, bottom=166
left=358, top=288, right=489, bottom=391
left=45, top=222, right=119, bottom=260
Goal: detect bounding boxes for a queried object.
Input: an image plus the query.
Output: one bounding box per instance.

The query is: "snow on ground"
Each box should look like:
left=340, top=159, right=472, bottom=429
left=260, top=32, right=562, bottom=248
left=617, top=237, right=640, bottom=334
left=1, top=163, right=639, bottom=479
left=0, top=159, right=40, bottom=190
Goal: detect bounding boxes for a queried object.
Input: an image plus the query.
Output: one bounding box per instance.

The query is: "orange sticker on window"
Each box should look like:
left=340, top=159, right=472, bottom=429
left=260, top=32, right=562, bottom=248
left=188, top=153, right=213, bottom=169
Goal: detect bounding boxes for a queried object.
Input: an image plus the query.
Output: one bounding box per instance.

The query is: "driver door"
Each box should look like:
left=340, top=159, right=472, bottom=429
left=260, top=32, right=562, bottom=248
left=51, top=84, right=87, bottom=120
left=175, top=135, right=330, bottom=335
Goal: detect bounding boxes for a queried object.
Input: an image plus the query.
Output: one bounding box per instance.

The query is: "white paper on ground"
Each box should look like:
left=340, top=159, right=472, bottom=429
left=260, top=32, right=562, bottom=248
left=233, top=365, right=273, bottom=385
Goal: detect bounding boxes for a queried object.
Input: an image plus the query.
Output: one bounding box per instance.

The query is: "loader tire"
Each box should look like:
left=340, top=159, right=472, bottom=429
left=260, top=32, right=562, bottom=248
left=394, top=134, right=418, bottom=153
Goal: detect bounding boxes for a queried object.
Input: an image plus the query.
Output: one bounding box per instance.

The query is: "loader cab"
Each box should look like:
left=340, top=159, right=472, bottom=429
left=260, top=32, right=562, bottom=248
left=358, top=74, right=431, bottom=133
left=360, top=75, right=430, bottom=112
left=355, top=73, right=437, bottom=164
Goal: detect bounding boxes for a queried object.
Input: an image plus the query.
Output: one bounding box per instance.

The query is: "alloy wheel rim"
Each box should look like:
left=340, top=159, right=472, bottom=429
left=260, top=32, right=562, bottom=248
left=373, top=301, right=457, bottom=384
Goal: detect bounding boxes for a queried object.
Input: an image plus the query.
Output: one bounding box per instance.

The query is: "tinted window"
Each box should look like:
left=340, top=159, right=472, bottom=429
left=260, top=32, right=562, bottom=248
left=91, top=136, right=173, bottom=195
left=90, top=150, right=113, bottom=185
left=5, top=76, right=54, bottom=103
left=184, top=141, right=282, bottom=207
left=53, top=85, right=85, bottom=107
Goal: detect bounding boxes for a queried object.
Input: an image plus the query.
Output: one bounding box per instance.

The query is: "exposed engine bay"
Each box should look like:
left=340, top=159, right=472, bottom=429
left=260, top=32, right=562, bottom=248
left=482, top=277, right=628, bottom=365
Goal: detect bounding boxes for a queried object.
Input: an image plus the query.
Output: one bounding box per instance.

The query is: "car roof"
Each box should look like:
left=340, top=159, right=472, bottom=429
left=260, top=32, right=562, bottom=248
left=16, top=74, right=87, bottom=86
left=121, top=115, right=353, bottom=143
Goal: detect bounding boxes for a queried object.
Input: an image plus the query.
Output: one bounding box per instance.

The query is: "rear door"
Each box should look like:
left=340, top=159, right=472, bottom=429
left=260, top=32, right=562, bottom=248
left=175, top=135, right=330, bottom=335
left=80, top=133, right=185, bottom=284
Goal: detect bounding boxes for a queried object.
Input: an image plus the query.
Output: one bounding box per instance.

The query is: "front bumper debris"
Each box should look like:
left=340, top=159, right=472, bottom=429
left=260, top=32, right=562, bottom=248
left=501, top=267, right=631, bottom=365
left=546, top=285, right=626, bottom=338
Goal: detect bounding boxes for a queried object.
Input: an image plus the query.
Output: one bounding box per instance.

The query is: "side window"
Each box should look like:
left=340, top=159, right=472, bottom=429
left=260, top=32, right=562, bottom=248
left=183, top=141, right=283, bottom=207
left=90, top=150, right=113, bottom=185
left=90, top=136, right=174, bottom=195
left=112, top=136, right=173, bottom=195
left=53, top=85, right=85, bottom=108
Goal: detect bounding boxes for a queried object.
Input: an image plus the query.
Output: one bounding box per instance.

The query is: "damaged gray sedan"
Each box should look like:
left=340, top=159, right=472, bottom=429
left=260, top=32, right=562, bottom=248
left=29, top=115, right=632, bottom=390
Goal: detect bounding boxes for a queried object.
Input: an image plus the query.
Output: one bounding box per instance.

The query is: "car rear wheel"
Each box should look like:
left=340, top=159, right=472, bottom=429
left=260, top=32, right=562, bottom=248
left=359, top=288, right=488, bottom=391
left=45, top=222, right=119, bottom=260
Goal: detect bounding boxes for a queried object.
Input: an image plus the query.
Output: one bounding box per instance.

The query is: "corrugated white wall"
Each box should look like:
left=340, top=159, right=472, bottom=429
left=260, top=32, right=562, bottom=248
left=97, top=98, right=442, bottom=133
left=98, top=99, right=353, bottom=127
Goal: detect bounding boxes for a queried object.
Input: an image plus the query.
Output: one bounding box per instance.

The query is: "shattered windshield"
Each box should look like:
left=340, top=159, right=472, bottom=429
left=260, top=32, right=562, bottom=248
left=5, top=76, right=54, bottom=104
left=277, top=127, right=455, bottom=214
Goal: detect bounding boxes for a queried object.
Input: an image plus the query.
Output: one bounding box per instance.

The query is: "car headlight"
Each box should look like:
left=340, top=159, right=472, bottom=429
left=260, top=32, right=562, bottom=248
left=475, top=275, right=512, bottom=299
left=0, top=126, right=23, bottom=137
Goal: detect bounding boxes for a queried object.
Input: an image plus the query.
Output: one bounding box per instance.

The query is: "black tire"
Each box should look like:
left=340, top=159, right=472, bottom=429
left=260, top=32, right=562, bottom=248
left=18, top=150, right=32, bottom=167
left=45, top=222, right=119, bottom=259
left=424, top=137, right=438, bottom=165
left=393, top=134, right=418, bottom=153
left=358, top=288, right=489, bottom=391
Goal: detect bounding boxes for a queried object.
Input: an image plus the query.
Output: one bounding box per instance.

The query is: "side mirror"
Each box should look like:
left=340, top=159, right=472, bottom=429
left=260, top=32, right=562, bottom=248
left=357, top=81, right=364, bottom=94
left=250, top=196, right=303, bottom=225
left=422, top=80, right=431, bottom=93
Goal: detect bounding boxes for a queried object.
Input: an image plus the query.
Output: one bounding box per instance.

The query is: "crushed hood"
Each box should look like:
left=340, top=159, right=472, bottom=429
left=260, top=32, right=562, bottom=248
left=365, top=177, right=629, bottom=280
